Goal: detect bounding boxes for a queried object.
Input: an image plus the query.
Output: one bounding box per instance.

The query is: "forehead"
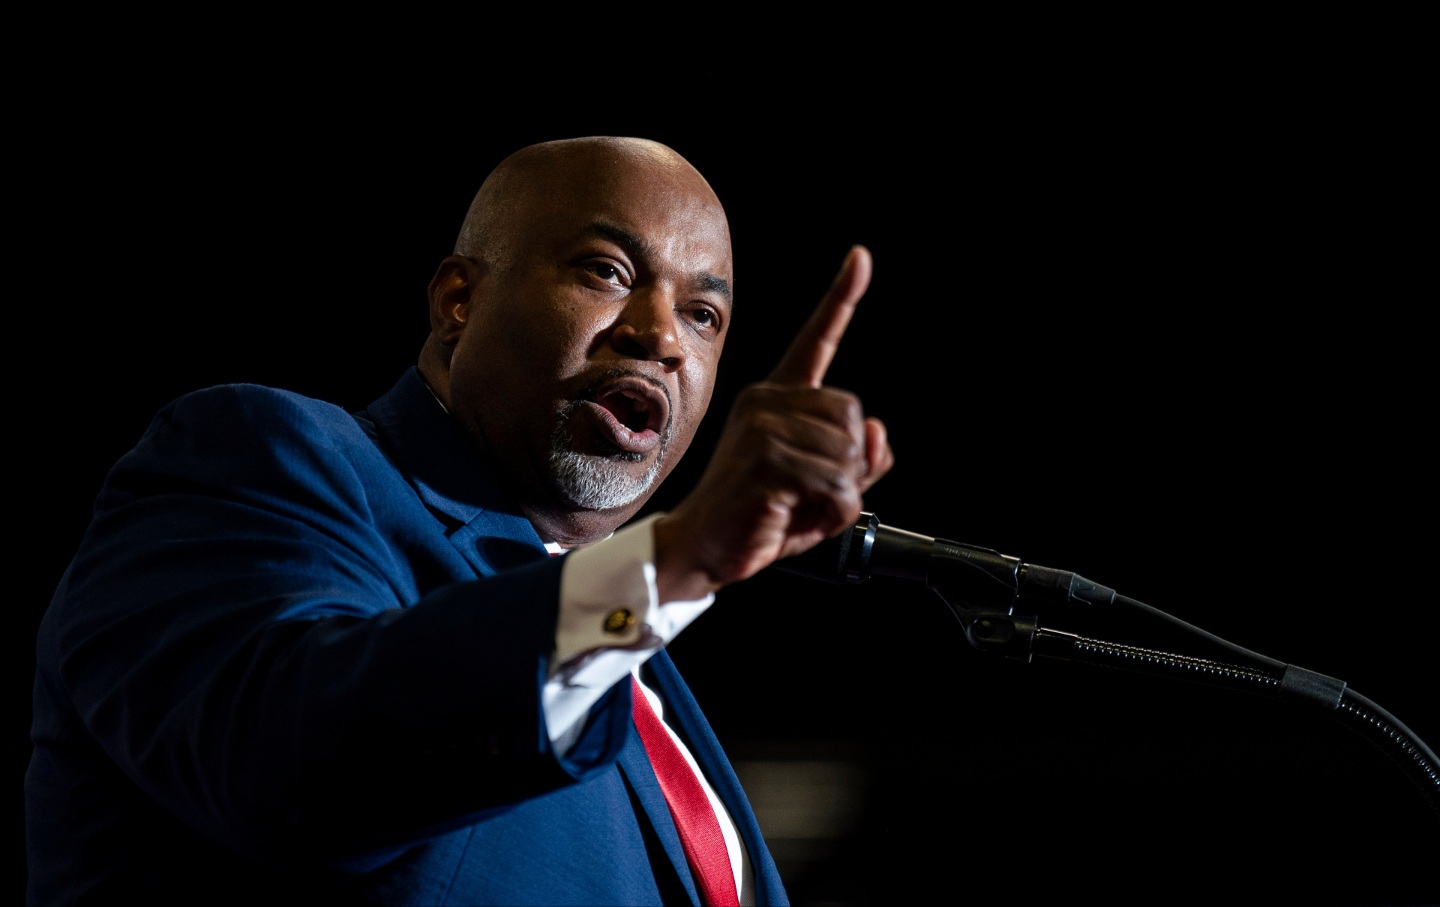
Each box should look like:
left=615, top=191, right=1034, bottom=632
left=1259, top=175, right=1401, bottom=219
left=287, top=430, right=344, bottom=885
left=511, top=148, right=733, bottom=282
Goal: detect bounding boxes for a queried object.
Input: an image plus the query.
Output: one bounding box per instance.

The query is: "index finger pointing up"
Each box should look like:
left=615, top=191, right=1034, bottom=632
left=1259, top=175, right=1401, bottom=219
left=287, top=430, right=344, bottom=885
left=767, top=245, right=873, bottom=388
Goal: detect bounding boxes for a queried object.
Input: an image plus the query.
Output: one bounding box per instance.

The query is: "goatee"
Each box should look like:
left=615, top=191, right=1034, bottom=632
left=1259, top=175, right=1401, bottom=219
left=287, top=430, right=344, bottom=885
left=548, top=401, right=666, bottom=511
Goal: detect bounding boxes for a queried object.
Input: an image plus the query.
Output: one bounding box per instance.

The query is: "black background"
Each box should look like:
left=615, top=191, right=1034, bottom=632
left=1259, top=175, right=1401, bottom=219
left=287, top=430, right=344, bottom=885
left=15, top=47, right=1437, bottom=906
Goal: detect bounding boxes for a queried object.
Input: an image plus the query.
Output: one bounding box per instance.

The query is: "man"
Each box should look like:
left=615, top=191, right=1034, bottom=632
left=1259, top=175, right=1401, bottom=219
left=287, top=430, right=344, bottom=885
left=26, top=136, right=892, bottom=905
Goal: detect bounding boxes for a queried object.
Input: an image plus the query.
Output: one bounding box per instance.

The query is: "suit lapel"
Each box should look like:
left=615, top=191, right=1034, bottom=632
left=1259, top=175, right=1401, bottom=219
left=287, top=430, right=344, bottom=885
left=358, top=367, right=547, bottom=575
left=618, top=724, right=701, bottom=904
left=637, top=652, right=787, bottom=906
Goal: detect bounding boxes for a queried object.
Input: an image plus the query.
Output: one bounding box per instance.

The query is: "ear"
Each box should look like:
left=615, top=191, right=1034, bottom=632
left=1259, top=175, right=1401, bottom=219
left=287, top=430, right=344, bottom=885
left=428, top=255, right=480, bottom=343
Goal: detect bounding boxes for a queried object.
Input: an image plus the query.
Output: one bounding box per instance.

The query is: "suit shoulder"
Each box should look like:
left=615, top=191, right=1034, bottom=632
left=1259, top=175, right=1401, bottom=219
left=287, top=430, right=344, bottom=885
left=153, top=383, right=366, bottom=444
left=117, top=384, right=388, bottom=488
left=163, top=383, right=350, bottom=423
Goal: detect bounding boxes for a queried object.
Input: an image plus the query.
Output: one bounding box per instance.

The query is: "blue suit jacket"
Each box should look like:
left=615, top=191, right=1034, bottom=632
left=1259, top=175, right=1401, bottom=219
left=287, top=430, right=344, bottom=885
left=27, top=367, right=788, bottom=906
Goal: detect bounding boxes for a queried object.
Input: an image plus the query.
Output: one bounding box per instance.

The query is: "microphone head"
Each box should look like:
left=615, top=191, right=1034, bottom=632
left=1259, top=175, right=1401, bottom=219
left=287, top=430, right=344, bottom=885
left=769, top=513, right=878, bottom=584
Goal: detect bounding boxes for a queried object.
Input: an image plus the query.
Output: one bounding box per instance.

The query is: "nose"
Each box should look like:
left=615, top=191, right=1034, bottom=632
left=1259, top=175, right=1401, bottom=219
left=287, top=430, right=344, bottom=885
left=610, top=288, right=684, bottom=370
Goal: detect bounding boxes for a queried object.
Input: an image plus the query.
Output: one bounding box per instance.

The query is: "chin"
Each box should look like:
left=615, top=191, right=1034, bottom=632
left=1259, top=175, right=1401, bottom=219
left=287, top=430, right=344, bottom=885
left=550, top=449, right=662, bottom=512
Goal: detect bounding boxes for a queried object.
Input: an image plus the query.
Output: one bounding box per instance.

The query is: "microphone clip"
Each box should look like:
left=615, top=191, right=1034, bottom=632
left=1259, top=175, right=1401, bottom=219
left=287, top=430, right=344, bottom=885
left=775, top=511, right=1043, bottom=661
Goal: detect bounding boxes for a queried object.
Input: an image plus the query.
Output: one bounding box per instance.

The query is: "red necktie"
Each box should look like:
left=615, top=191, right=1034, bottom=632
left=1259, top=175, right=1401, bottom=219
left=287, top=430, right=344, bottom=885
left=631, top=675, right=740, bottom=907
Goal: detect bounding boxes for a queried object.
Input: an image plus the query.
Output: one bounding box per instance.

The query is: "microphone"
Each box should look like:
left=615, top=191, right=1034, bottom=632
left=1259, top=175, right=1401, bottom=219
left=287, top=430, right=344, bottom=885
left=771, top=512, right=1117, bottom=610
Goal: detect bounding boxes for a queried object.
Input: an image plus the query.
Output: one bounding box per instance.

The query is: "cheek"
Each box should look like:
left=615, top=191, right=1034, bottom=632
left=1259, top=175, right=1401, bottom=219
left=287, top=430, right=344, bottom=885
left=470, top=298, right=592, bottom=375
left=672, top=361, right=719, bottom=436
left=517, top=301, right=606, bottom=371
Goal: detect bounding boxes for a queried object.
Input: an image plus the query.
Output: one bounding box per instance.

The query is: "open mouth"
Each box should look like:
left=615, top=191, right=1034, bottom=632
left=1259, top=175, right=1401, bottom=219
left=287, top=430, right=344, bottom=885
left=579, top=374, right=670, bottom=454
left=596, top=384, right=667, bottom=434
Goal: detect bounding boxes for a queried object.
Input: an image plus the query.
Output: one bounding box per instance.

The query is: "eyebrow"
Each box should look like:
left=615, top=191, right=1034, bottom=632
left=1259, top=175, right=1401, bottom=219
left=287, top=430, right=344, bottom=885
left=588, top=221, right=733, bottom=305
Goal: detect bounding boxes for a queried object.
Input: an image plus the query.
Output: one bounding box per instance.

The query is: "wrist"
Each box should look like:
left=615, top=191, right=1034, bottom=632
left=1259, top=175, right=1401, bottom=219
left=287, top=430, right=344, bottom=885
left=652, top=512, right=721, bottom=604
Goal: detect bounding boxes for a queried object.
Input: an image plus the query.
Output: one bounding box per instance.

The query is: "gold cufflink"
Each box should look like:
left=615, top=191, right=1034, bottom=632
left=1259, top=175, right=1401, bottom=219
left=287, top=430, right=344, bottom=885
left=603, top=608, right=636, bottom=634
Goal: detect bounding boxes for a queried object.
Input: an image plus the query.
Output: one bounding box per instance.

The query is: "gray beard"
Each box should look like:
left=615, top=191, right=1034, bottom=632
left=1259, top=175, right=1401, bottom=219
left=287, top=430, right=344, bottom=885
left=548, top=412, right=665, bottom=512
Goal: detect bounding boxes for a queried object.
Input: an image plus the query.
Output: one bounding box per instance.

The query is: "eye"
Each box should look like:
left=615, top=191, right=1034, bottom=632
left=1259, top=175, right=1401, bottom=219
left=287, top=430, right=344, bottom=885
left=583, top=260, right=628, bottom=286
left=685, top=304, right=724, bottom=334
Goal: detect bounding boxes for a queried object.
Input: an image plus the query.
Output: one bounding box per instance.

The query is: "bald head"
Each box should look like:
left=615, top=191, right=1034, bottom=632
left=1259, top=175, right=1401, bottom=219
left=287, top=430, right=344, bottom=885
left=455, top=137, right=725, bottom=269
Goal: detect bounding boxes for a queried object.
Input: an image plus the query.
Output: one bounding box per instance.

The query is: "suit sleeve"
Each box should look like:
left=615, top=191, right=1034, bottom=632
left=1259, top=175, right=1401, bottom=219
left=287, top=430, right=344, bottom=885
left=45, top=385, right=631, bottom=863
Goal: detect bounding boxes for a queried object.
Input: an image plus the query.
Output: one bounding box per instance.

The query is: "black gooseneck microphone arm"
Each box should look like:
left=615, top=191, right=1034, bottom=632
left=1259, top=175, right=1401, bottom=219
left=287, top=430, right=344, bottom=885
left=770, top=512, right=1440, bottom=817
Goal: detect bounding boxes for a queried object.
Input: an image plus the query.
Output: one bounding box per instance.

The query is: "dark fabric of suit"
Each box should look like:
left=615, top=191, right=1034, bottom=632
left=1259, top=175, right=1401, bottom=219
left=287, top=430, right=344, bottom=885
left=27, top=366, right=787, bottom=906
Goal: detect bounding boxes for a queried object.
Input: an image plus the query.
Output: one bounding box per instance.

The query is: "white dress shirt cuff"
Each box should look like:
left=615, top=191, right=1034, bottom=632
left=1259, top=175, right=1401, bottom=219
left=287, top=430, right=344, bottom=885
left=543, top=512, right=714, bottom=751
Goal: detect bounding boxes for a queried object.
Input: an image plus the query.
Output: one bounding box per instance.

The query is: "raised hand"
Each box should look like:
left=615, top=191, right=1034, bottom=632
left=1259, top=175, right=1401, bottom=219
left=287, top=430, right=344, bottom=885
left=654, top=245, right=894, bottom=601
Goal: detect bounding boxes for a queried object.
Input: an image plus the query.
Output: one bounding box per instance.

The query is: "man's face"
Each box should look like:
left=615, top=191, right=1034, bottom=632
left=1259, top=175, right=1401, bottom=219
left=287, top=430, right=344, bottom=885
left=446, top=147, right=733, bottom=531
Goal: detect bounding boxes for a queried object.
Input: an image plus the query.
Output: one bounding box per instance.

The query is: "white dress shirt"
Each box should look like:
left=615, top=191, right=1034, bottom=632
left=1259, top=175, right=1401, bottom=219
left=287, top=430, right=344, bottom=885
left=542, top=512, right=754, bottom=904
